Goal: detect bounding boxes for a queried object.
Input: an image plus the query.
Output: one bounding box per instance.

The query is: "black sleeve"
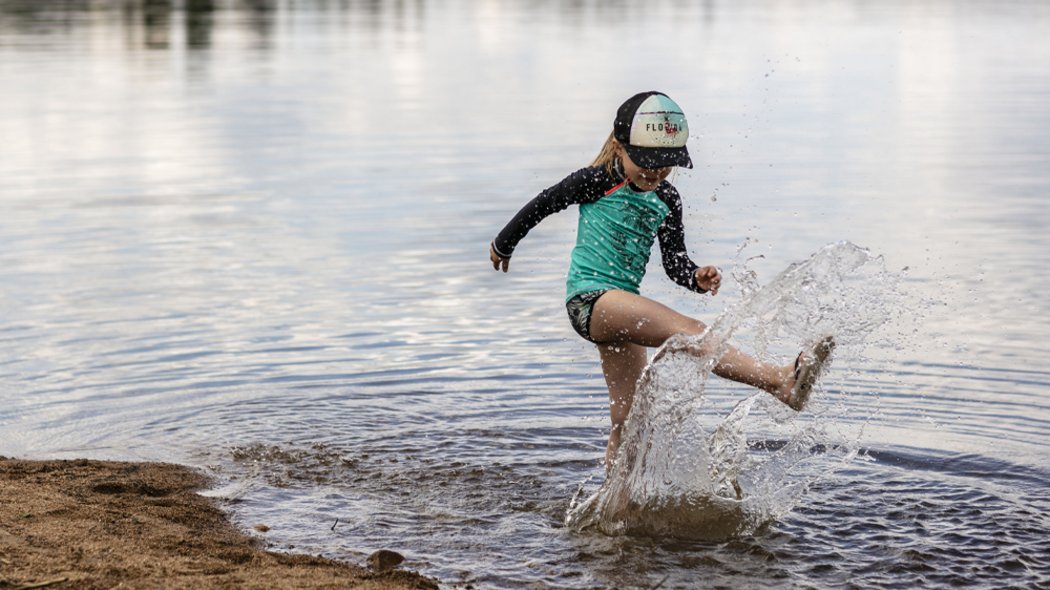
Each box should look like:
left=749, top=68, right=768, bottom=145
left=492, top=167, right=610, bottom=258
left=656, top=184, right=706, bottom=293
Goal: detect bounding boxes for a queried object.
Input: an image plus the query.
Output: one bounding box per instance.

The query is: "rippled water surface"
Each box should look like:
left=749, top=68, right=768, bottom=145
left=2, top=1, right=1049, bottom=588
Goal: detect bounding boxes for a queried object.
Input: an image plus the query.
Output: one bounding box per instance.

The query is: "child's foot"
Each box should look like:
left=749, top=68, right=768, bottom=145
left=779, top=336, right=835, bottom=411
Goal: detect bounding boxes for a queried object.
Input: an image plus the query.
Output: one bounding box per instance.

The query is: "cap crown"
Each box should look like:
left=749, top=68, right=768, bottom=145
left=626, top=94, right=689, bottom=149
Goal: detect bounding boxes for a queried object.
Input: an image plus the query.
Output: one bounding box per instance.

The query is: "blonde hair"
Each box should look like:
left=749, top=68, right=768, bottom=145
left=591, top=131, right=621, bottom=176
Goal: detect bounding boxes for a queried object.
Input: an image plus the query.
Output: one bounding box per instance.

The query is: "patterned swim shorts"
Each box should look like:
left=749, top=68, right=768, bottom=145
left=565, top=290, right=609, bottom=343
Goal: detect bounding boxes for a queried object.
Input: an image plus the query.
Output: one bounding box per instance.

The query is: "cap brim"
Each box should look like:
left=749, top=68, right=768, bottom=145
left=624, top=144, right=693, bottom=170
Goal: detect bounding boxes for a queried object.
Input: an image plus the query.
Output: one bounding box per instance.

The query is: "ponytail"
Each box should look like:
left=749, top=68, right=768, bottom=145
left=591, top=131, right=621, bottom=176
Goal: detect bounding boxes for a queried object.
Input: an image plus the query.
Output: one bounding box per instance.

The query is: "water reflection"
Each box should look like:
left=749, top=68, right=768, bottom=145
left=0, top=0, right=730, bottom=44
left=139, top=0, right=175, bottom=49
left=184, top=0, right=214, bottom=49
left=0, top=0, right=276, bottom=52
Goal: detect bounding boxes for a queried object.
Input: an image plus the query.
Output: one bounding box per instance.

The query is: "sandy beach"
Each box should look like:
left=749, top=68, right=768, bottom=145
left=0, top=458, right=438, bottom=590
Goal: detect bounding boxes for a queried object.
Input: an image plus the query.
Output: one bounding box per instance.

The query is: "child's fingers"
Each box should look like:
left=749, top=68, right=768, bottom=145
left=489, top=244, right=503, bottom=271
left=489, top=247, right=510, bottom=272
left=696, top=266, right=722, bottom=294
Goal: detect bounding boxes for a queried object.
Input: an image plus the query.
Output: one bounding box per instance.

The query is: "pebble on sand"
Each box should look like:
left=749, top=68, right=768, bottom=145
left=367, top=549, right=405, bottom=572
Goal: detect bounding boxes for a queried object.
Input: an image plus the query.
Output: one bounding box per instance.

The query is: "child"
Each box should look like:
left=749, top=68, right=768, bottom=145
left=489, top=91, right=832, bottom=468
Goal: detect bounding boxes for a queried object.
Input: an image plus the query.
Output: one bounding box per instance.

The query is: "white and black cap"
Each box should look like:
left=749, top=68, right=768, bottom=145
left=613, top=91, right=693, bottom=169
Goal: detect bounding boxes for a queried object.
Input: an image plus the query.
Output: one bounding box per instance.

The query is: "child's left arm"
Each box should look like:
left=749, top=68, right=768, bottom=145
left=656, top=185, right=715, bottom=296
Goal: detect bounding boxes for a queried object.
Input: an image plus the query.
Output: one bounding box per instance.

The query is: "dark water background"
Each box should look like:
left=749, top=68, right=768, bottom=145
left=1, top=1, right=1048, bottom=588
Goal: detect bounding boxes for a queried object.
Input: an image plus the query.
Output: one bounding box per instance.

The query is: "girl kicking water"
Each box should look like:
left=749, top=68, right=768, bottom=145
left=489, top=91, right=832, bottom=468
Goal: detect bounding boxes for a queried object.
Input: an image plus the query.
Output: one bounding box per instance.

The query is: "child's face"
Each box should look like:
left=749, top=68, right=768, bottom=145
left=619, top=146, right=673, bottom=191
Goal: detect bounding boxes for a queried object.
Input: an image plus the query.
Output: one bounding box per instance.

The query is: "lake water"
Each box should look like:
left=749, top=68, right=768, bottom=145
left=2, top=0, right=1049, bottom=588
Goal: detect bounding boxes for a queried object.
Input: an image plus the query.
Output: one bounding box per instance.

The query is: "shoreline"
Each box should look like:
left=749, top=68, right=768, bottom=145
left=0, top=457, right=438, bottom=589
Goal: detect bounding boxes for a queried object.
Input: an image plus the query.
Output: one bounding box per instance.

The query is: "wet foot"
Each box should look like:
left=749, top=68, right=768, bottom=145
left=778, top=336, right=835, bottom=411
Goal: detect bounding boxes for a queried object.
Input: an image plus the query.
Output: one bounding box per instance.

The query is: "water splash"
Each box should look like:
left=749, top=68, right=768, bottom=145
left=566, top=242, right=902, bottom=540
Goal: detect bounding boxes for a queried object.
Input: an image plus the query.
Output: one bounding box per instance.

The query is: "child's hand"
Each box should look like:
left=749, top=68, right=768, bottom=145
left=490, top=243, right=510, bottom=272
left=695, top=266, right=721, bottom=295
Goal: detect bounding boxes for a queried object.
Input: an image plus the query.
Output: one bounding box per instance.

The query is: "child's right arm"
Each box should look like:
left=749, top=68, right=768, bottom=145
left=489, top=167, right=609, bottom=272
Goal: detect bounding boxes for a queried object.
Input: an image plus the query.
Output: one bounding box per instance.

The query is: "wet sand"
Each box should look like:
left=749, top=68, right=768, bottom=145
left=0, top=458, right=438, bottom=589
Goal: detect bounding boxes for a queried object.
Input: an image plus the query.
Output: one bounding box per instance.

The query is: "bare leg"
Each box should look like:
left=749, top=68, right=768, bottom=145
left=597, top=342, right=648, bottom=469
left=590, top=290, right=796, bottom=401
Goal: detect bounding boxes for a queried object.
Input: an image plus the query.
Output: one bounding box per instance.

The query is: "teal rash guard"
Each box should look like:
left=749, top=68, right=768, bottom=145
left=492, top=165, right=706, bottom=301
